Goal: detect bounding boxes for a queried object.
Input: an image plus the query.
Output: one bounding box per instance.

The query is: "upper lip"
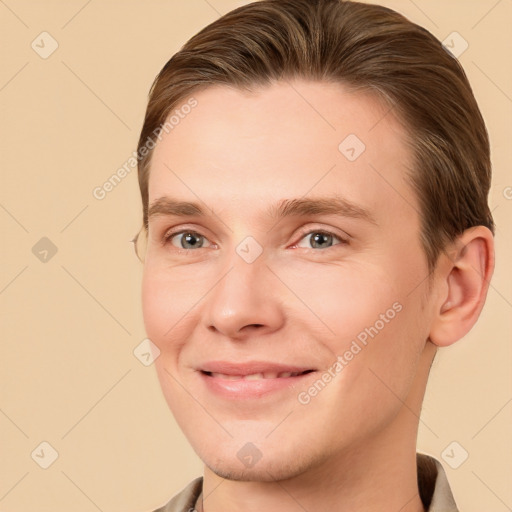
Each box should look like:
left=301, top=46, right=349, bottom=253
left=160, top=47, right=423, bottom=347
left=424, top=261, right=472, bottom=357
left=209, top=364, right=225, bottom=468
left=198, top=361, right=316, bottom=376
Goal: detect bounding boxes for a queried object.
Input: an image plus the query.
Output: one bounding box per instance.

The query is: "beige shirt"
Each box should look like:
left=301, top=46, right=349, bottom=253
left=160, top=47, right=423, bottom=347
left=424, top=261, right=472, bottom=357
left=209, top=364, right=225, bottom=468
left=152, top=453, right=458, bottom=512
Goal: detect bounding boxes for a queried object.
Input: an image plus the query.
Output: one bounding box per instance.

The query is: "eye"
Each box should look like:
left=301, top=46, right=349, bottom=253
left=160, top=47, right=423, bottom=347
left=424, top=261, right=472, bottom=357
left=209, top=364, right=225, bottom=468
left=294, top=230, right=348, bottom=250
left=161, top=228, right=348, bottom=252
left=164, top=230, right=213, bottom=250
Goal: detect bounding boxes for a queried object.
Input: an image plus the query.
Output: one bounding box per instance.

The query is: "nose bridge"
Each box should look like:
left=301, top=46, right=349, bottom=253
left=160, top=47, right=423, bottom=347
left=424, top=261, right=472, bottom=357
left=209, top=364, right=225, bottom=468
left=202, top=236, right=283, bottom=338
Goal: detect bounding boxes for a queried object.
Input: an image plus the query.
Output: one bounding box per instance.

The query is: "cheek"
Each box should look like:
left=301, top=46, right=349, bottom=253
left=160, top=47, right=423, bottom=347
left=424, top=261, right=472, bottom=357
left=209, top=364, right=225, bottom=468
left=142, top=265, right=197, bottom=413
left=278, top=258, right=427, bottom=386
left=141, top=261, right=204, bottom=349
left=141, top=267, right=167, bottom=343
left=274, top=258, right=404, bottom=342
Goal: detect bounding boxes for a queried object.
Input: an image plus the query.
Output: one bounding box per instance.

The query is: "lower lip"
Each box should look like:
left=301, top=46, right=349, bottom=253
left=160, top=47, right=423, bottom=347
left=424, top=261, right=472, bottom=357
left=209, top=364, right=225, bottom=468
left=199, top=371, right=316, bottom=400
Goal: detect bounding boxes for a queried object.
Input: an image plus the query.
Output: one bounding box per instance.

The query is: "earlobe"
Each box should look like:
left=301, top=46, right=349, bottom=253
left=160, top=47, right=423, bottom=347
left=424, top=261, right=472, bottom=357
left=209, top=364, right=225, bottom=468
left=429, top=226, right=495, bottom=347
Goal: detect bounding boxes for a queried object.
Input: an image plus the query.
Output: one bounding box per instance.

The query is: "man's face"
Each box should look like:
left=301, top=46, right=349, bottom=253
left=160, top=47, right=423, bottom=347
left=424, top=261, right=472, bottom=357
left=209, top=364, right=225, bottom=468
left=142, top=80, right=436, bottom=481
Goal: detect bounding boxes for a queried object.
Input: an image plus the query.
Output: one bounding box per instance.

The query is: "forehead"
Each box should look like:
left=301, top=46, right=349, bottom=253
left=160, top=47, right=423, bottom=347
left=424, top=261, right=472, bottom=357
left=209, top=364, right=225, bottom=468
left=148, top=80, right=417, bottom=226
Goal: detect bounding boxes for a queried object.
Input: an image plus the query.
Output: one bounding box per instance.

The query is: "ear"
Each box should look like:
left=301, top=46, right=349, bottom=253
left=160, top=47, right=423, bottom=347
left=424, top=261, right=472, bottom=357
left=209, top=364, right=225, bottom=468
left=429, top=226, right=495, bottom=347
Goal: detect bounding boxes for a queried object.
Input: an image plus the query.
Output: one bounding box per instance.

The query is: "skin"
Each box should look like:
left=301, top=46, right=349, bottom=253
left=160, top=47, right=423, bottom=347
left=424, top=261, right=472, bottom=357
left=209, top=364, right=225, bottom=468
left=141, top=80, right=494, bottom=512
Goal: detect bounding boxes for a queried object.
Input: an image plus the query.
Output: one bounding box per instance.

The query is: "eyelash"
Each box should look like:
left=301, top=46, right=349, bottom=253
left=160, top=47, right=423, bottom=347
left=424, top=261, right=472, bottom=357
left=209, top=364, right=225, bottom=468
left=161, top=226, right=349, bottom=252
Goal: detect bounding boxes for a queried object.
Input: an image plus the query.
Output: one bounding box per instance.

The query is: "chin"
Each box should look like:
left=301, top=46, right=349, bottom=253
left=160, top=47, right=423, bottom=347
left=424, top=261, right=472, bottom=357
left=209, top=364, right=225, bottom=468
left=200, top=446, right=322, bottom=483
left=205, top=462, right=306, bottom=483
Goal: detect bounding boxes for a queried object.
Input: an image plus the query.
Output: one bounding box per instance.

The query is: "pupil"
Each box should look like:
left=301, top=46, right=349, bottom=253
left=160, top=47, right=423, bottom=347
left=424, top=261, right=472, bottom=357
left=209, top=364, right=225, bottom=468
left=183, top=233, right=201, bottom=249
left=312, top=233, right=330, bottom=248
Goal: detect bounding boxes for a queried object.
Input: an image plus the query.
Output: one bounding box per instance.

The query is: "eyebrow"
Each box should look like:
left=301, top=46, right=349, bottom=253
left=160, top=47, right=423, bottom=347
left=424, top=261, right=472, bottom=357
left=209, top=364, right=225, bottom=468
left=147, top=195, right=377, bottom=225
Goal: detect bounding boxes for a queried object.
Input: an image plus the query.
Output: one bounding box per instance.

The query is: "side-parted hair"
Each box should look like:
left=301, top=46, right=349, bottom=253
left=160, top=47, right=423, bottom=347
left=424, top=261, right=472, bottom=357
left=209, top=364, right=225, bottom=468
left=135, top=0, right=494, bottom=272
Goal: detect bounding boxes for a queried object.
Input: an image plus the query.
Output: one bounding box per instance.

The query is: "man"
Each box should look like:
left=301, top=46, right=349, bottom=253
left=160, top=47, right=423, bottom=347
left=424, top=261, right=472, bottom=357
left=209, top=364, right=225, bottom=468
left=133, top=0, right=495, bottom=510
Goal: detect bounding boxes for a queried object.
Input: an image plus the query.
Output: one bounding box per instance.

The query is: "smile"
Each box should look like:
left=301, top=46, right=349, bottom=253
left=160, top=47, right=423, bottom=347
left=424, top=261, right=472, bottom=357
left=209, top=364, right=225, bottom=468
left=197, top=362, right=317, bottom=399
left=204, top=370, right=314, bottom=381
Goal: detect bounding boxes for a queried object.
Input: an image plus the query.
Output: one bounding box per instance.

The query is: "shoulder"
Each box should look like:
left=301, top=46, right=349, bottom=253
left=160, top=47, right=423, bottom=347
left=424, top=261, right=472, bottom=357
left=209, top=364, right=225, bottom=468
left=151, top=477, right=203, bottom=512
left=417, top=453, right=459, bottom=512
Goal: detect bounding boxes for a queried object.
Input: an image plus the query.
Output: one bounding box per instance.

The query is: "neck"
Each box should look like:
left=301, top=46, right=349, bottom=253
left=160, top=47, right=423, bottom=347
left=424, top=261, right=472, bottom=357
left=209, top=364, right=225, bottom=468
left=198, top=343, right=436, bottom=512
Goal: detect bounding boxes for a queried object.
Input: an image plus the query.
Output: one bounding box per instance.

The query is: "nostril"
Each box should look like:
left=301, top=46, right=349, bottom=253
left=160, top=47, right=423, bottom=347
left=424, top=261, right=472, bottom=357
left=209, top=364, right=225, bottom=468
left=243, top=324, right=264, bottom=331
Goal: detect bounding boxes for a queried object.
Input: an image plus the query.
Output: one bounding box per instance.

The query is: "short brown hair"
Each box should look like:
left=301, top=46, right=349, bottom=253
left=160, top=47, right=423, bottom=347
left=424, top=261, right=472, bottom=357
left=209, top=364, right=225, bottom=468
left=135, top=0, right=494, bottom=271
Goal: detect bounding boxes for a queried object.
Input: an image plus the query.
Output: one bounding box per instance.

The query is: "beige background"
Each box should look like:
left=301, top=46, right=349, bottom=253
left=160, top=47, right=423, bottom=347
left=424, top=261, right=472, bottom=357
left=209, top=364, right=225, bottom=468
left=1, top=0, right=510, bottom=510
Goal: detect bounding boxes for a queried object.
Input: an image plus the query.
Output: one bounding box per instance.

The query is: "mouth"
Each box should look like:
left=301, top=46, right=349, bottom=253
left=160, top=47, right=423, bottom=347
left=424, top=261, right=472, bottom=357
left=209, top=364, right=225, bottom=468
left=197, top=361, right=317, bottom=399
left=201, top=369, right=315, bottom=380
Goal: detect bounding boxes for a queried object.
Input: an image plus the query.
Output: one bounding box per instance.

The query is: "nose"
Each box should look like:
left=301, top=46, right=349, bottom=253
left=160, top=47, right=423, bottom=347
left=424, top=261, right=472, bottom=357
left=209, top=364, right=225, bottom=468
left=201, top=248, right=286, bottom=341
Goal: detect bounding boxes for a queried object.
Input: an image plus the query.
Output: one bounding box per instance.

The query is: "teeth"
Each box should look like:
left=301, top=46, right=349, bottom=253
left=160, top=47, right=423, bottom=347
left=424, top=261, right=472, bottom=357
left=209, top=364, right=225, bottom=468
left=210, top=372, right=241, bottom=380
left=245, top=373, right=265, bottom=380
left=208, top=371, right=305, bottom=379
